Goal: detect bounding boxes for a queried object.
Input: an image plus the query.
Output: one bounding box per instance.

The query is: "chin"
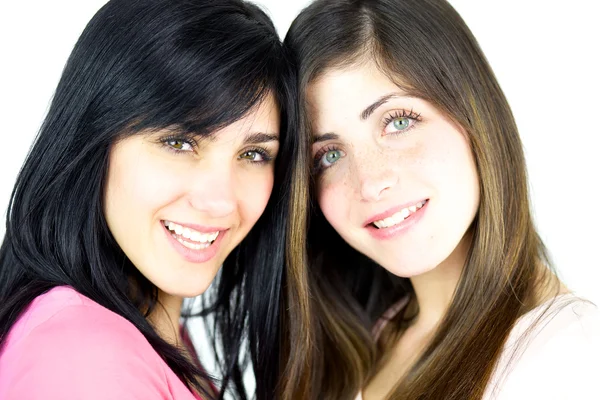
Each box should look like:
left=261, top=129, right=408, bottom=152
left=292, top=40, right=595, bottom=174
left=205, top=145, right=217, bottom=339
left=156, top=276, right=216, bottom=299
left=376, top=256, right=439, bottom=278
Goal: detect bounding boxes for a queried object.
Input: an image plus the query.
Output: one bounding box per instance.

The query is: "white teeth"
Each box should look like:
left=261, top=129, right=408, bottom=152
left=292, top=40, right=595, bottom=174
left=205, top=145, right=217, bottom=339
left=372, top=200, right=427, bottom=229
left=176, top=237, right=210, bottom=250
left=190, top=231, right=202, bottom=242
left=163, top=220, right=220, bottom=247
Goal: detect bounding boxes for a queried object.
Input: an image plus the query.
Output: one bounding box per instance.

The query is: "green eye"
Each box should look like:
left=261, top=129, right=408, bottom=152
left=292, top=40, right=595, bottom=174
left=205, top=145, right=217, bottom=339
left=169, top=140, right=184, bottom=149
left=393, top=117, right=410, bottom=131
left=165, top=138, right=194, bottom=151
left=240, top=149, right=272, bottom=163
left=314, top=146, right=345, bottom=172
left=383, top=110, right=421, bottom=136
left=240, top=151, right=260, bottom=161
left=324, top=150, right=342, bottom=165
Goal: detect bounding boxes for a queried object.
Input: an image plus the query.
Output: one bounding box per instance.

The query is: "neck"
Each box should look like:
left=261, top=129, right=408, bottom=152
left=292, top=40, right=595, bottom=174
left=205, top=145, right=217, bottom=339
left=409, top=231, right=472, bottom=330
left=148, top=291, right=184, bottom=346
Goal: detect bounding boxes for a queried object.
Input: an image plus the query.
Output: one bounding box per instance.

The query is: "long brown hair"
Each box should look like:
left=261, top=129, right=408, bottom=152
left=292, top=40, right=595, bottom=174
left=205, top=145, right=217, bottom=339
left=283, top=0, right=558, bottom=398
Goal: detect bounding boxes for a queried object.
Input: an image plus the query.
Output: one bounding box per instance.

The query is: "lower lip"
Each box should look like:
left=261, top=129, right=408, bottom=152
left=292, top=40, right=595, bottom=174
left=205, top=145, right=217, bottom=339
left=162, top=223, right=227, bottom=263
left=366, top=200, right=429, bottom=240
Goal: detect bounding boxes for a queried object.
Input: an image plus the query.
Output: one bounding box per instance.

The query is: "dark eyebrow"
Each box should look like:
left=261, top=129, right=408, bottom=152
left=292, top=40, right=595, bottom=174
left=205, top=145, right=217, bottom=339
left=312, top=92, right=409, bottom=142
left=244, top=132, right=279, bottom=144
left=312, top=132, right=339, bottom=144
left=360, top=92, right=408, bottom=120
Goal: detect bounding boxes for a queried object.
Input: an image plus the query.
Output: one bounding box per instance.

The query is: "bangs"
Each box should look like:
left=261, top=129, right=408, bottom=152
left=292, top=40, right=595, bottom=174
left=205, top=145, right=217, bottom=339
left=133, top=32, right=281, bottom=137
left=88, top=0, right=284, bottom=139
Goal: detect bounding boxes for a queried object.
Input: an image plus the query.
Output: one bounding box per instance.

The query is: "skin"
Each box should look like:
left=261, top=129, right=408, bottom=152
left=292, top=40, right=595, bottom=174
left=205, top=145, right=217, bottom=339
left=308, top=61, right=480, bottom=399
left=104, top=95, right=280, bottom=345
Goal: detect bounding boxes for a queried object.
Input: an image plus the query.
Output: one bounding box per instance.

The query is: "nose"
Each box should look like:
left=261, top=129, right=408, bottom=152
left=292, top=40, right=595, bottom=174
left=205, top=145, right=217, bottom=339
left=355, top=162, right=398, bottom=202
left=187, top=166, right=236, bottom=218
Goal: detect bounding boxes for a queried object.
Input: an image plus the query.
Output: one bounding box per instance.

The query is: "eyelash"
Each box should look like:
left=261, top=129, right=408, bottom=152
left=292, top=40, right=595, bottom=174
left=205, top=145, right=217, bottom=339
left=311, top=109, right=423, bottom=174
left=160, top=135, right=197, bottom=153
left=381, top=108, right=422, bottom=135
left=160, top=136, right=274, bottom=164
left=240, top=147, right=274, bottom=164
left=312, top=144, right=341, bottom=173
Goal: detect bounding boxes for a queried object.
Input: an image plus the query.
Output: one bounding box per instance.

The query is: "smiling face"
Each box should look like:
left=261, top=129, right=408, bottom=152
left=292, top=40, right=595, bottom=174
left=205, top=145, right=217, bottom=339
left=104, top=95, right=279, bottom=298
left=308, top=61, right=480, bottom=277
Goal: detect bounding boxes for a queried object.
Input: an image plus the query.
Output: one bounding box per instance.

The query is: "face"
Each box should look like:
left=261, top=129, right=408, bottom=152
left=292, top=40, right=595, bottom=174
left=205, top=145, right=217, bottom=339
left=104, top=95, right=279, bottom=297
left=308, top=61, right=480, bottom=277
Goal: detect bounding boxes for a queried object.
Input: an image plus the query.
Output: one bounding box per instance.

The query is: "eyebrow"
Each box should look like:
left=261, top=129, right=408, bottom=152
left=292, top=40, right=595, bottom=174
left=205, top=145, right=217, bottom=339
left=360, top=92, right=409, bottom=120
left=244, top=132, right=279, bottom=144
left=312, top=132, right=339, bottom=144
left=312, top=92, right=410, bottom=143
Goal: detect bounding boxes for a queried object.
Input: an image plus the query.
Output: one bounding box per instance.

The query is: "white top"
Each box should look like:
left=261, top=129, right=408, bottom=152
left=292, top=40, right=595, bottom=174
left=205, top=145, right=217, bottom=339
left=356, top=294, right=600, bottom=400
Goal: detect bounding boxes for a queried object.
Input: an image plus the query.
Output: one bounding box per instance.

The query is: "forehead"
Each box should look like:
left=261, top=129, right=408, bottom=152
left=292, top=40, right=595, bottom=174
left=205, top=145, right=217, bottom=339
left=215, top=92, right=280, bottom=137
left=307, top=62, right=409, bottom=127
left=309, top=62, right=406, bottom=109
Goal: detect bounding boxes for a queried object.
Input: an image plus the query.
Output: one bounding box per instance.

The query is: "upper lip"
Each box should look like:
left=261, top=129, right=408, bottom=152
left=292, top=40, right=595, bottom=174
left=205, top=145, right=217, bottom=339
left=363, top=199, right=428, bottom=226
left=163, top=220, right=228, bottom=233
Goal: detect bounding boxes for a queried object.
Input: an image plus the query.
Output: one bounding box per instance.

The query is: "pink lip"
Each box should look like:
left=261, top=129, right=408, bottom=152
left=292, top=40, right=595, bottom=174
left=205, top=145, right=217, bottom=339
left=363, top=199, right=429, bottom=227
left=162, top=222, right=228, bottom=263
left=365, top=199, right=429, bottom=240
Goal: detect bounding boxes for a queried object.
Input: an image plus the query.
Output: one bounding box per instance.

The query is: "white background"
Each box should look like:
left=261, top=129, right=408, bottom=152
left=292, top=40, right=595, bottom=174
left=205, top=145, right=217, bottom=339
left=1, top=0, right=599, bottom=392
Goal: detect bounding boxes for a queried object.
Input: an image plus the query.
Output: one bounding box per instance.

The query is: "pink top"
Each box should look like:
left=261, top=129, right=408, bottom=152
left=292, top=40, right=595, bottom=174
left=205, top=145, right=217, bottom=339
left=0, top=286, right=203, bottom=400
left=356, top=293, right=600, bottom=399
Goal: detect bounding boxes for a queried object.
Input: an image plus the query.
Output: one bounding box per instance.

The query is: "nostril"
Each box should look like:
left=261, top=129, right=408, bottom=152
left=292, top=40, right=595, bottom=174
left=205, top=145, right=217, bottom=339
left=359, top=174, right=398, bottom=201
left=188, top=195, right=236, bottom=217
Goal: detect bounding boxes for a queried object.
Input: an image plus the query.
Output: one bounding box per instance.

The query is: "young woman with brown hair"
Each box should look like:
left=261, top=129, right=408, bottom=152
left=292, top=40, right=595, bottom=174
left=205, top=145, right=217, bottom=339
left=283, top=0, right=600, bottom=399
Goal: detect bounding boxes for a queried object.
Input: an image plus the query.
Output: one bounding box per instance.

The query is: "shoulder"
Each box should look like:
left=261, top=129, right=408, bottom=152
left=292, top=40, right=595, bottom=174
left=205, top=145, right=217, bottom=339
left=4, top=286, right=149, bottom=350
left=489, top=295, right=600, bottom=399
left=0, top=286, right=173, bottom=399
left=518, top=295, right=600, bottom=355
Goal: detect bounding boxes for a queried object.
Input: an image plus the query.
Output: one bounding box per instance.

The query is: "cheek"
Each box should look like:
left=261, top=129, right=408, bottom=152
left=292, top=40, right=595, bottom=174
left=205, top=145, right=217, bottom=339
left=445, top=139, right=478, bottom=194
left=317, top=177, right=348, bottom=230
left=236, top=168, right=275, bottom=224
left=426, top=131, right=480, bottom=216
left=104, top=147, right=184, bottom=233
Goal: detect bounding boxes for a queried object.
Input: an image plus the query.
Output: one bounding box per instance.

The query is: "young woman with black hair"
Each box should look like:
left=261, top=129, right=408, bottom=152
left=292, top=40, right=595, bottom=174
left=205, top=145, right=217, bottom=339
left=0, top=0, right=306, bottom=399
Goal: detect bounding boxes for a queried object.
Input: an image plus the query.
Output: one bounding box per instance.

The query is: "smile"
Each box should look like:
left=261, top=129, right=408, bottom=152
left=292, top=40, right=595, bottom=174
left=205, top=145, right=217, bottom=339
left=371, top=200, right=428, bottom=229
left=163, top=220, right=220, bottom=250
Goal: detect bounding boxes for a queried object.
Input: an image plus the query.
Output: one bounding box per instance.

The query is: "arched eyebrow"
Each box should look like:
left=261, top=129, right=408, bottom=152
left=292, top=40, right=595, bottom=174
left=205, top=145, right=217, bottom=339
left=244, top=132, right=279, bottom=144
left=360, top=92, right=409, bottom=120
left=312, top=132, right=339, bottom=144
left=312, top=92, right=411, bottom=143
